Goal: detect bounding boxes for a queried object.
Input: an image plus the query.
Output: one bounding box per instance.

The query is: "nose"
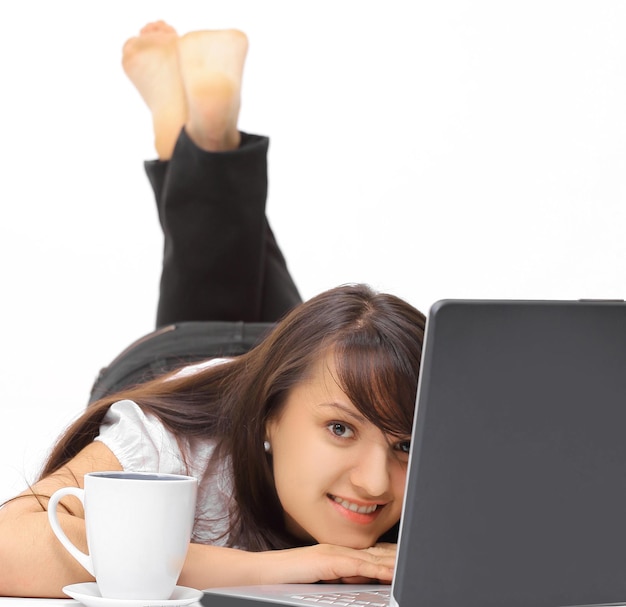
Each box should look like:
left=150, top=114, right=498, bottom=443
left=350, top=441, right=392, bottom=498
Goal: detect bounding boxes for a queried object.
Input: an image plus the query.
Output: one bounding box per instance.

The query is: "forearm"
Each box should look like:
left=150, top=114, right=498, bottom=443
left=178, top=543, right=395, bottom=589
left=0, top=442, right=122, bottom=597
left=0, top=509, right=93, bottom=598
left=179, top=543, right=262, bottom=588
left=1, top=511, right=262, bottom=597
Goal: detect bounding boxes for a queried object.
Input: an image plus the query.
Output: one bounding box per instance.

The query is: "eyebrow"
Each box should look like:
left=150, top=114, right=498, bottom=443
left=318, top=402, right=368, bottom=424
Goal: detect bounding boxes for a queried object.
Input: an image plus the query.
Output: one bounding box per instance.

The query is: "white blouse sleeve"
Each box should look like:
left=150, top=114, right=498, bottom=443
left=95, top=399, right=188, bottom=475
left=94, top=397, right=236, bottom=546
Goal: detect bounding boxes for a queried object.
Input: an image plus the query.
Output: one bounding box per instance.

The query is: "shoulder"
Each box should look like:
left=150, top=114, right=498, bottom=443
left=97, top=400, right=237, bottom=545
left=95, top=400, right=217, bottom=478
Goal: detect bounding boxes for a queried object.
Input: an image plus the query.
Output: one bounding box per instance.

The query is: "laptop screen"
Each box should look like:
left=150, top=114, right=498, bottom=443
left=394, top=299, right=626, bottom=607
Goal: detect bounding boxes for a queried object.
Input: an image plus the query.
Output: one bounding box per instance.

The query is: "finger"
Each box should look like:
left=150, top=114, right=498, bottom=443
left=359, top=552, right=396, bottom=569
left=373, top=542, right=397, bottom=551
left=349, top=559, right=394, bottom=583
left=339, top=576, right=379, bottom=584
left=365, top=545, right=397, bottom=557
left=310, top=545, right=395, bottom=584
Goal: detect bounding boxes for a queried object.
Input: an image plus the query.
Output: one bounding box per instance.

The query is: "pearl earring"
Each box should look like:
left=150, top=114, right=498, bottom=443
left=263, top=440, right=271, bottom=453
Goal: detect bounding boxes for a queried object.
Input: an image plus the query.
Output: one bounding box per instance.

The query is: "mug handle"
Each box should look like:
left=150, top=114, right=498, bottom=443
left=47, top=487, right=95, bottom=576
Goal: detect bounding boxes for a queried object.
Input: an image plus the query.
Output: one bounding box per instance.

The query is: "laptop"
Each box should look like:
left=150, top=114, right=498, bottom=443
left=201, top=299, right=626, bottom=607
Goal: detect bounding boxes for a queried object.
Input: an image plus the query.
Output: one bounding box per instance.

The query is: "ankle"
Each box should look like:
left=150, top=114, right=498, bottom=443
left=185, top=125, right=241, bottom=152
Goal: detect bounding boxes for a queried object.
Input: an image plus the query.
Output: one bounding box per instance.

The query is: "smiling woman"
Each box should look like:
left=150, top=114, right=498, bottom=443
left=266, top=353, right=412, bottom=550
left=0, top=20, right=426, bottom=598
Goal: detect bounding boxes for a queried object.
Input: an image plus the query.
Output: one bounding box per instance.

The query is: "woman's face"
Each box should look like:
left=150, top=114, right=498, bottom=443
left=265, top=352, right=411, bottom=549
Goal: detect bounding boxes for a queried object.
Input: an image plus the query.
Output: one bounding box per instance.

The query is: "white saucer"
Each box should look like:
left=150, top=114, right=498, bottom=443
left=62, top=583, right=203, bottom=607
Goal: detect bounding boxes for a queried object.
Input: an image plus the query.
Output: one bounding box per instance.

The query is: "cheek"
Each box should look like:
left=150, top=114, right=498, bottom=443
left=271, top=434, right=339, bottom=500
left=392, top=466, right=408, bottom=505
left=271, top=432, right=316, bottom=490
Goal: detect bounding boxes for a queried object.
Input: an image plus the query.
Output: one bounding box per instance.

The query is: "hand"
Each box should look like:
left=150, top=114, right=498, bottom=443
left=259, top=542, right=397, bottom=585
left=330, top=543, right=397, bottom=584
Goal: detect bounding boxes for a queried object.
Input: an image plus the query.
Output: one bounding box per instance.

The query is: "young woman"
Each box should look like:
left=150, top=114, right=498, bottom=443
left=0, top=22, right=426, bottom=597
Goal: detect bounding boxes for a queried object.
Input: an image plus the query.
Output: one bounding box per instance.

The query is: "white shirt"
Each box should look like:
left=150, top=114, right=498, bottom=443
left=95, top=399, right=235, bottom=546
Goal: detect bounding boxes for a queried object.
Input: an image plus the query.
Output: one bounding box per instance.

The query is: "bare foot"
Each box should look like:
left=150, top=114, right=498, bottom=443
left=122, top=21, right=187, bottom=160
left=177, top=29, right=248, bottom=152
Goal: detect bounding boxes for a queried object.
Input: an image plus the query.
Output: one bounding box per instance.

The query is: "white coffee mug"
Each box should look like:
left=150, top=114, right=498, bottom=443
left=48, top=471, right=198, bottom=600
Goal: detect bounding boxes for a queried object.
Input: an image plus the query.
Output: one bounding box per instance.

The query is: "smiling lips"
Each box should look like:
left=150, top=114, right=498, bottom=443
left=328, top=494, right=384, bottom=522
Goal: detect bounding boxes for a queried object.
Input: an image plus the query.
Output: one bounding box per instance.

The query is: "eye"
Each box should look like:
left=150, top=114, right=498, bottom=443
left=395, top=440, right=411, bottom=454
left=327, top=422, right=355, bottom=439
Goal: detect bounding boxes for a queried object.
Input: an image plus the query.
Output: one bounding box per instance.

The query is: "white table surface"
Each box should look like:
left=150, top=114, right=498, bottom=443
left=0, top=600, right=204, bottom=606
left=0, top=600, right=76, bottom=606
left=0, top=598, right=204, bottom=606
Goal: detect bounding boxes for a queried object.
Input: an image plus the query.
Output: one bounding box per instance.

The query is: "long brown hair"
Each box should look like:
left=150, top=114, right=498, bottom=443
left=41, top=284, right=426, bottom=550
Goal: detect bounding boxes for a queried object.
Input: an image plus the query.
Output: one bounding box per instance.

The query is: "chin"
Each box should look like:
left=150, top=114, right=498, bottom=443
left=315, top=532, right=378, bottom=550
left=345, top=538, right=377, bottom=549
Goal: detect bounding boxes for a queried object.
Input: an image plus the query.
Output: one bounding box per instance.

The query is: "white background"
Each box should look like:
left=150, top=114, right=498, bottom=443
left=0, top=1, right=624, bottom=503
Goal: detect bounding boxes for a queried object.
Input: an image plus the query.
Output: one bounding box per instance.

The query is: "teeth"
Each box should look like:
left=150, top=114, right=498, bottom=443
left=332, top=496, right=378, bottom=514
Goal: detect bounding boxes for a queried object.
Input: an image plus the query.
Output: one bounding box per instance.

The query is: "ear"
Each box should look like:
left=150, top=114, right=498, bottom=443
left=264, top=416, right=279, bottom=446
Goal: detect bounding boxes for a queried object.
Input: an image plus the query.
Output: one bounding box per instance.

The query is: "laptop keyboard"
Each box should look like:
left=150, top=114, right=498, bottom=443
left=289, top=588, right=390, bottom=606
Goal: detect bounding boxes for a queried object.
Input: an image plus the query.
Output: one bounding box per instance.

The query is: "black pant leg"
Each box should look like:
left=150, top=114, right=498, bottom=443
left=144, top=159, right=168, bottom=230
left=151, top=129, right=268, bottom=325
left=144, top=159, right=302, bottom=324
left=260, top=219, right=302, bottom=320
left=90, top=132, right=303, bottom=402
left=144, top=129, right=302, bottom=327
